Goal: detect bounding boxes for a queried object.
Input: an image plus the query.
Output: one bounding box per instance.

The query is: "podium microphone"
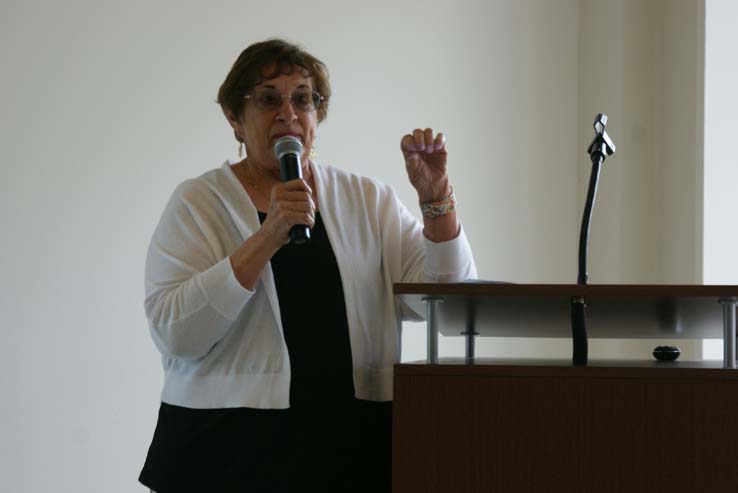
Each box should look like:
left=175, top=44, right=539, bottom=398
left=273, top=135, right=310, bottom=245
left=572, top=113, right=616, bottom=366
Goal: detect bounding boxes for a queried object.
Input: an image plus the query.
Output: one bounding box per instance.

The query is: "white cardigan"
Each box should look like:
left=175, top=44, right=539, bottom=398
left=144, top=161, right=477, bottom=409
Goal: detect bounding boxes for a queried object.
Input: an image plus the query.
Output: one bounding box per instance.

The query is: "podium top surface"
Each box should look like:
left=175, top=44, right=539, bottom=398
left=394, top=283, right=738, bottom=297
left=393, top=283, right=738, bottom=339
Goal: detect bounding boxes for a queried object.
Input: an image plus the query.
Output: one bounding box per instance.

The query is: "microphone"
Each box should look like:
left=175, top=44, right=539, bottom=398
left=273, top=135, right=310, bottom=244
left=571, top=113, right=616, bottom=366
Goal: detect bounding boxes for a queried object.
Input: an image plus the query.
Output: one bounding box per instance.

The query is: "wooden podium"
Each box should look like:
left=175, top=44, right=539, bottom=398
left=392, top=284, right=738, bottom=493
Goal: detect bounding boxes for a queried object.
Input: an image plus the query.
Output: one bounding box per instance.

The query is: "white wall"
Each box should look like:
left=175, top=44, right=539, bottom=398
left=700, top=0, right=738, bottom=359
left=578, top=0, right=703, bottom=285
left=1, top=1, right=581, bottom=492
left=703, top=0, right=738, bottom=284
left=442, top=0, right=707, bottom=364
left=569, top=0, right=706, bottom=362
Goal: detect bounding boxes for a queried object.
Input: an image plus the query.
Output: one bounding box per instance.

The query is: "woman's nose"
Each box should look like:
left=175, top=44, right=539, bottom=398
left=276, top=96, right=298, bottom=122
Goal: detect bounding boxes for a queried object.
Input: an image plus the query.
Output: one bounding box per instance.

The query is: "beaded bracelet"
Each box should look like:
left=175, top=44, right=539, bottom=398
left=420, top=189, right=456, bottom=218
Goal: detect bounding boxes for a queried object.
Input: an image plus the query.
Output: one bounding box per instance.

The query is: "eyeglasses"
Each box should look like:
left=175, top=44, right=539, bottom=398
left=244, top=88, right=325, bottom=113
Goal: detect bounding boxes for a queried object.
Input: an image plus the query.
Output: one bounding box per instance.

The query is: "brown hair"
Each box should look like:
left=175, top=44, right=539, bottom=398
left=217, top=38, right=331, bottom=126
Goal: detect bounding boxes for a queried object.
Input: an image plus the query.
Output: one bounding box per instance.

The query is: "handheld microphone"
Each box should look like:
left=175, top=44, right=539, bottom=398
left=273, top=135, right=310, bottom=244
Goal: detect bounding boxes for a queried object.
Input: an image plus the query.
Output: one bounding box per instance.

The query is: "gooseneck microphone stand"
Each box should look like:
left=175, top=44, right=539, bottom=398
left=572, top=114, right=616, bottom=366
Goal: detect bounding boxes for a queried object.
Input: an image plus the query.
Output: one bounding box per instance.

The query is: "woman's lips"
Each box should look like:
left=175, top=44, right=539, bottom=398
left=272, top=132, right=302, bottom=142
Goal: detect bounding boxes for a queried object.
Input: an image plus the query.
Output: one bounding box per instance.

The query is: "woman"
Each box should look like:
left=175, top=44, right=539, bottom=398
left=139, top=38, right=476, bottom=492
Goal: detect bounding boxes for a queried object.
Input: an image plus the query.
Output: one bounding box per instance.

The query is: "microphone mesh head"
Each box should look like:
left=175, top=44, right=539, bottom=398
left=273, top=136, right=303, bottom=160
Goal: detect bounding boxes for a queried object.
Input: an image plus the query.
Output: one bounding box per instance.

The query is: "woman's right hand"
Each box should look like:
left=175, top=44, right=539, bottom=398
left=259, top=179, right=316, bottom=248
left=230, top=178, right=315, bottom=290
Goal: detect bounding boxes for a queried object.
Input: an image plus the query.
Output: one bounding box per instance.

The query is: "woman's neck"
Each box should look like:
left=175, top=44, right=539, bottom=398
left=244, top=157, right=313, bottom=184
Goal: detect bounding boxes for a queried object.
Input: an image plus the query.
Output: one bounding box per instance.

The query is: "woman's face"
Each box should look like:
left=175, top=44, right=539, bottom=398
left=233, top=68, right=318, bottom=171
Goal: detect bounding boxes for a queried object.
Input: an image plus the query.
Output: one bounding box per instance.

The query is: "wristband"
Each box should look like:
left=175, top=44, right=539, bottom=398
left=420, top=189, right=456, bottom=218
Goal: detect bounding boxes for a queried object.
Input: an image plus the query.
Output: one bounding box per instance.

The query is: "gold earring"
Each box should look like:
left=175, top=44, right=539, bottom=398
left=309, top=145, right=316, bottom=161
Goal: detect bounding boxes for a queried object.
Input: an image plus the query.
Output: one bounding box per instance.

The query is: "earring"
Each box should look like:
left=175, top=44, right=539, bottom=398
left=238, top=142, right=244, bottom=159
left=309, top=145, right=316, bottom=161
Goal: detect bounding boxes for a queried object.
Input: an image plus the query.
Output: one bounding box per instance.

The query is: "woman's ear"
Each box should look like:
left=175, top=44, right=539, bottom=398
left=223, top=108, right=241, bottom=131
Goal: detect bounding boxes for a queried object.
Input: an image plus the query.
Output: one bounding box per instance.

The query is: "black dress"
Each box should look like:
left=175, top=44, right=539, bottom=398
left=139, top=212, right=392, bottom=492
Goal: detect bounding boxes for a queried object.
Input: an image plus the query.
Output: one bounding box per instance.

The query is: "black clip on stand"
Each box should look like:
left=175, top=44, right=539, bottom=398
left=571, top=113, right=616, bottom=366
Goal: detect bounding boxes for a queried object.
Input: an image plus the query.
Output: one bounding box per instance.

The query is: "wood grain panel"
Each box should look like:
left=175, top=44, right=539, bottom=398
left=393, top=363, right=738, bottom=492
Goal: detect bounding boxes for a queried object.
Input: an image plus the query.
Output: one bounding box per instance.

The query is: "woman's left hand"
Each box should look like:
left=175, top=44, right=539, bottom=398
left=401, top=128, right=451, bottom=203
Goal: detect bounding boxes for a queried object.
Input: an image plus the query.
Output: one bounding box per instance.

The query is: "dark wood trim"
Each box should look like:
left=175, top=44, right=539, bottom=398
left=396, top=359, right=738, bottom=379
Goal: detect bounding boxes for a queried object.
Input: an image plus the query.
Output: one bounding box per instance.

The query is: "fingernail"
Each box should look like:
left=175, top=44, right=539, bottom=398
left=435, top=142, right=443, bottom=150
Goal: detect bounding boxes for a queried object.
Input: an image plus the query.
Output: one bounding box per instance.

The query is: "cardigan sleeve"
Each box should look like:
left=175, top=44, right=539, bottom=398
left=395, top=193, right=477, bottom=284
left=144, top=180, right=254, bottom=361
left=382, top=187, right=477, bottom=321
